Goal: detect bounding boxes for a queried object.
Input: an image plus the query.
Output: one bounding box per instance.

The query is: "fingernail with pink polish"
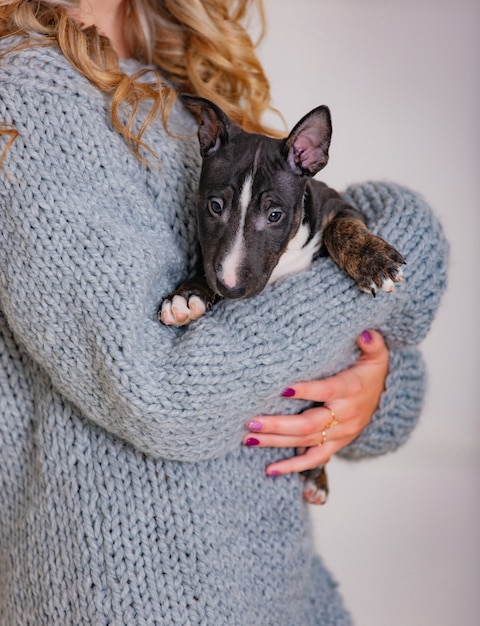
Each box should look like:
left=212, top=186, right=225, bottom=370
left=245, top=437, right=260, bottom=447
left=360, top=330, right=373, bottom=344
left=267, top=470, right=280, bottom=477
left=247, top=420, right=263, bottom=432
left=281, top=388, right=296, bottom=398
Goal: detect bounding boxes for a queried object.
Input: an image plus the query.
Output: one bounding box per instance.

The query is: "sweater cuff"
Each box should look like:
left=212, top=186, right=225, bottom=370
left=337, top=347, right=426, bottom=459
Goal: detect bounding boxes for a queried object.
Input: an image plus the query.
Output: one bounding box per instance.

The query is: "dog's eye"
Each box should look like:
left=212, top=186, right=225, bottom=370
left=267, top=211, right=282, bottom=224
left=208, top=199, right=223, bottom=216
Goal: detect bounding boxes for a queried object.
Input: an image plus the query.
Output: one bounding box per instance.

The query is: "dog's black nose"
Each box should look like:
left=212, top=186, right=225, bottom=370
left=216, top=280, right=247, bottom=299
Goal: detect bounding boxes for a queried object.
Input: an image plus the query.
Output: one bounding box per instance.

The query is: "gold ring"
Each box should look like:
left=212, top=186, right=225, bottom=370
left=319, top=429, right=327, bottom=447
left=324, top=405, right=339, bottom=430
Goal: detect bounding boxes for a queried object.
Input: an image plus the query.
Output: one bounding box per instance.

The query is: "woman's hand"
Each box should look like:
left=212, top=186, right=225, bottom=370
left=243, top=329, right=389, bottom=476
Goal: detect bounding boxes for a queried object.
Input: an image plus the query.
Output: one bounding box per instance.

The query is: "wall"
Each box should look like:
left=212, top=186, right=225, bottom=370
left=257, top=1, right=480, bottom=624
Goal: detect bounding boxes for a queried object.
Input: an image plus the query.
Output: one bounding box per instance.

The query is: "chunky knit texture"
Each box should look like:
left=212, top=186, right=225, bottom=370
left=0, top=40, right=448, bottom=625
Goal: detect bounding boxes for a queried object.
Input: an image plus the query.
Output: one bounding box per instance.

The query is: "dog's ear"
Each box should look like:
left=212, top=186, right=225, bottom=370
left=284, top=106, right=332, bottom=177
left=179, top=94, right=236, bottom=158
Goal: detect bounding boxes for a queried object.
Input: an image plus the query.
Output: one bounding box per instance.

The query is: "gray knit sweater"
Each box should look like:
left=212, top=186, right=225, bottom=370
left=0, top=40, right=448, bottom=626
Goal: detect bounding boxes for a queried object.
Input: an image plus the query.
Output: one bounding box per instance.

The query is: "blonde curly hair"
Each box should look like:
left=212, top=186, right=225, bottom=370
left=0, top=0, right=280, bottom=164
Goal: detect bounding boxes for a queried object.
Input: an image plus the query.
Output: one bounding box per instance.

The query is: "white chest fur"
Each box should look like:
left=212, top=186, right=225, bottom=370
left=268, top=222, right=321, bottom=284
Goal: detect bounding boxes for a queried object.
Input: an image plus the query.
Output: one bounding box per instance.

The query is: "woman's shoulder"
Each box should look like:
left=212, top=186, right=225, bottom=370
left=0, top=35, right=100, bottom=102
left=0, top=36, right=109, bottom=143
left=1, top=35, right=68, bottom=71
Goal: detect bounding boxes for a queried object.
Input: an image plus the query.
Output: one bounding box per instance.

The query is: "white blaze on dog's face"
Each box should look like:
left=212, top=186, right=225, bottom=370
left=197, top=139, right=317, bottom=299
left=181, top=94, right=333, bottom=300
left=198, top=148, right=306, bottom=300
left=219, top=173, right=253, bottom=290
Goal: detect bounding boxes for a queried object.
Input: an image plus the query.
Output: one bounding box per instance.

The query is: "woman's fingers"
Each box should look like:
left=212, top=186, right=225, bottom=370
left=242, top=329, right=390, bottom=475
left=245, top=405, right=337, bottom=439
left=243, top=406, right=345, bottom=473
left=280, top=330, right=388, bottom=404
left=265, top=445, right=334, bottom=475
left=264, top=433, right=353, bottom=475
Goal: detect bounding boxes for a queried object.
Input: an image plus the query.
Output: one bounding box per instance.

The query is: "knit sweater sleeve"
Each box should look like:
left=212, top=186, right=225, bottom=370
left=335, top=182, right=443, bottom=460
left=0, top=46, right=449, bottom=462
left=338, top=346, right=427, bottom=459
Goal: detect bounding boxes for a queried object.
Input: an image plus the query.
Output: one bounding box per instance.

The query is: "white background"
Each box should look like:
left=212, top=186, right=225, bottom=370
left=257, top=1, right=479, bottom=625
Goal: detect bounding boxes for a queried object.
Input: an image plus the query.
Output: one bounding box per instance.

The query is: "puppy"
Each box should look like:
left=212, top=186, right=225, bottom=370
left=160, top=94, right=405, bottom=503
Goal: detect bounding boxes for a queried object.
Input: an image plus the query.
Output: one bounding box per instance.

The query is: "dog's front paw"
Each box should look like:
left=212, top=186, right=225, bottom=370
left=302, top=465, right=329, bottom=505
left=159, top=294, right=207, bottom=326
left=158, top=277, right=217, bottom=326
left=355, top=234, right=405, bottom=297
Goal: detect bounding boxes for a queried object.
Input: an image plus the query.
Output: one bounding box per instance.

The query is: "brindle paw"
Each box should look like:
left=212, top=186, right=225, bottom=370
left=356, top=235, right=405, bottom=297
left=159, top=294, right=207, bottom=326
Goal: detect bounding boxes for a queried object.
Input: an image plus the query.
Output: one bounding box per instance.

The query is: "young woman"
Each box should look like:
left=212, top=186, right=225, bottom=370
left=0, top=1, right=448, bottom=624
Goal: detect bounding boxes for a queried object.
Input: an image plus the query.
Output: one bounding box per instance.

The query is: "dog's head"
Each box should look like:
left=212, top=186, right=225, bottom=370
left=180, top=94, right=332, bottom=299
